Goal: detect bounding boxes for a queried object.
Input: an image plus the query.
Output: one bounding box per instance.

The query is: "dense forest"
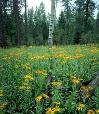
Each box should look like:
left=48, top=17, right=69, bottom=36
left=0, top=0, right=99, bottom=47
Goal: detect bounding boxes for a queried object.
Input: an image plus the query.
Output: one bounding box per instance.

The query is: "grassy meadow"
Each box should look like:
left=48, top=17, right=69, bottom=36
left=0, top=44, right=99, bottom=114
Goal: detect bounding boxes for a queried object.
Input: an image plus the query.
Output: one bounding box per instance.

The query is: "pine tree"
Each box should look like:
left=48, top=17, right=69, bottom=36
left=0, top=0, right=9, bottom=47
left=24, top=0, right=28, bottom=45
left=0, top=0, right=4, bottom=47
left=74, top=0, right=95, bottom=44
left=58, top=11, right=66, bottom=30
left=84, top=0, right=95, bottom=32
left=96, top=11, right=99, bottom=33
left=28, top=7, right=34, bottom=43
left=31, top=2, right=48, bottom=45
left=62, top=0, right=72, bottom=40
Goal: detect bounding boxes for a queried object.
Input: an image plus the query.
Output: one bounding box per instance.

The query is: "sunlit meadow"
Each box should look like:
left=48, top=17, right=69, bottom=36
left=0, top=44, right=99, bottom=114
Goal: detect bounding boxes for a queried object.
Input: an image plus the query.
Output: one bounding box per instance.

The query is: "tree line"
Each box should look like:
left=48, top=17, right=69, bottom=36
left=0, top=0, right=99, bottom=47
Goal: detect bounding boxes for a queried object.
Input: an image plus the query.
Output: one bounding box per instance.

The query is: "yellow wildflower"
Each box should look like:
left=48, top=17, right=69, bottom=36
left=52, top=106, right=61, bottom=112
left=0, top=89, right=3, bottom=96
left=87, top=109, right=95, bottom=114
left=35, top=70, right=47, bottom=76
left=22, top=63, right=31, bottom=70
left=53, top=101, right=60, bottom=105
left=96, top=109, right=99, bottom=113
left=0, top=102, right=7, bottom=110
left=24, top=74, right=34, bottom=81
left=70, top=76, right=80, bottom=84
left=63, top=56, right=71, bottom=60
left=80, top=86, right=92, bottom=91
left=73, top=54, right=85, bottom=59
left=80, top=86, right=93, bottom=99
left=46, top=106, right=61, bottom=114
left=46, top=107, right=54, bottom=114
left=51, top=81, right=62, bottom=87
left=35, top=95, right=42, bottom=102
left=72, top=79, right=80, bottom=84
left=77, top=102, right=85, bottom=111
left=91, top=49, right=98, bottom=54
left=43, top=94, right=49, bottom=99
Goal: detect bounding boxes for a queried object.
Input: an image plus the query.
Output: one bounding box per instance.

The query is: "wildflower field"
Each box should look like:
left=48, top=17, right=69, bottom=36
left=0, top=44, right=99, bottom=114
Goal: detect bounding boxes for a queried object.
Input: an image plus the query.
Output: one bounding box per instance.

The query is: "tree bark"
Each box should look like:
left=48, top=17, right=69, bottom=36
left=88, top=72, right=99, bottom=88
left=48, top=0, right=55, bottom=48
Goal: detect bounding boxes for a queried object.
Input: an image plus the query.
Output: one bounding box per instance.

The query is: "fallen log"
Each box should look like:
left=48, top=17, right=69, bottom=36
left=88, top=72, right=99, bottom=87
left=80, top=72, right=99, bottom=99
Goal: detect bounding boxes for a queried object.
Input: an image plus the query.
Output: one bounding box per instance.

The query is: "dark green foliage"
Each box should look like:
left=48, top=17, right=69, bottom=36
left=96, top=11, right=99, bottom=33
left=73, top=0, right=96, bottom=44
left=27, top=2, right=48, bottom=45
left=0, top=0, right=99, bottom=47
left=74, top=32, right=81, bottom=44
left=0, top=0, right=24, bottom=47
left=58, top=11, right=66, bottom=30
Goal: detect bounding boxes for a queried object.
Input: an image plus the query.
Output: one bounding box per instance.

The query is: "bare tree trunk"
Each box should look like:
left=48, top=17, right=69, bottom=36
left=48, top=0, right=56, bottom=48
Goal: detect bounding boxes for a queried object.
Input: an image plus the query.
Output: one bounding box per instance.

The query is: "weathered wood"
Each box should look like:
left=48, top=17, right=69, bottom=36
left=48, top=0, right=56, bottom=48
left=88, top=72, right=99, bottom=87
left=80, top=72, right=99, bottom=99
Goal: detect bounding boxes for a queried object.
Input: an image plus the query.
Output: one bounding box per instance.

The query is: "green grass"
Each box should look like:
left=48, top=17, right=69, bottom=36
left=0, top=44, right=99, bottom=114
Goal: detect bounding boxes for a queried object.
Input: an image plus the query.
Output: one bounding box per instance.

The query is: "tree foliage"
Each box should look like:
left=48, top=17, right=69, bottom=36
left=0, top=0, right=99, bottom=48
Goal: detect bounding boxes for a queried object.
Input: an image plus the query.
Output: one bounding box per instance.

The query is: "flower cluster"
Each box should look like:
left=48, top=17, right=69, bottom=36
left=35, top=69, right=47, bottom=76
left=77, top=102, right=85, bottom=111
left=22, top=63, right=31, bottom=70
left=0, top=102, right=7, bottom=110
left=19, top=74, right=34, bottom=91
left=24, top=74, right=34, bottom=81
left=35, top=94, right=49, bottom=102
left=0, top=89, right=3, bottom=96
left=70, top=76, right=80, bottom=84
left=51, top=81, right=62, bottom=87
left=46, top=106, right=61, bottom=114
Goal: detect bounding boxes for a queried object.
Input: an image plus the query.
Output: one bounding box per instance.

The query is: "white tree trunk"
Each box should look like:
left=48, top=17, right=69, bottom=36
left=48, top=0, right=56, bottom=48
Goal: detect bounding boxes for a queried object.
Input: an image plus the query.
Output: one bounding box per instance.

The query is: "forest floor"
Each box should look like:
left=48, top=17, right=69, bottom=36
left=0, top=44, right=99, bottom=114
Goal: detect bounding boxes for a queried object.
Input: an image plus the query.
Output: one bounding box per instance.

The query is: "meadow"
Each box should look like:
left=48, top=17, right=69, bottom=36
left=0, top=44, right=99, bottom=114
